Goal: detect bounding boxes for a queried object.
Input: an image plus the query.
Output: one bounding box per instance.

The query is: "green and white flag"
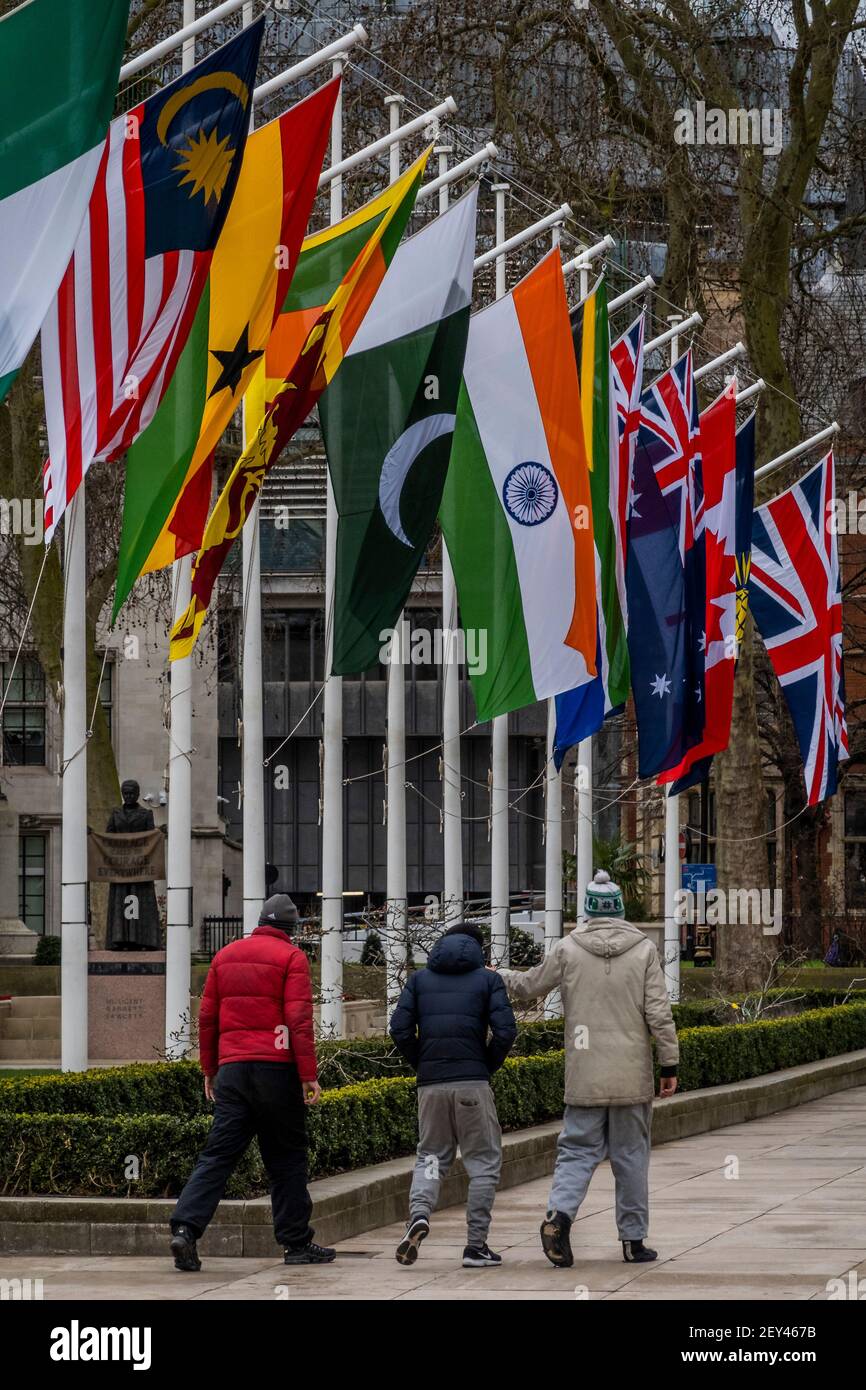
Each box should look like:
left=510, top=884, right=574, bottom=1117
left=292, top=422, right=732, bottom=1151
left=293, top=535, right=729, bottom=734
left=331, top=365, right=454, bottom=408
left=320, top=186, right=478, bottom=675
left=0, top=0, right=129, bottom=401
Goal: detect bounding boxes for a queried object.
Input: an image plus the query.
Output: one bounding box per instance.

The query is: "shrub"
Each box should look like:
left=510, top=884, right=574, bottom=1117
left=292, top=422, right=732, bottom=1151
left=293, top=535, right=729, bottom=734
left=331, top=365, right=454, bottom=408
left=34, top=935, right=61, bottom=966
left=1, top=1005, right=865, bottom=1197
left=360, top=930, right=385, bottom=968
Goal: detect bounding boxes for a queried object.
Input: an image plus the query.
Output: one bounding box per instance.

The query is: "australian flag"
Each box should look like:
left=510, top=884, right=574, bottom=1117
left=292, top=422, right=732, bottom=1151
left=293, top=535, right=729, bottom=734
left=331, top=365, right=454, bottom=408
left=626, top=352, right=706, bottom=778
left=748, top=450, right=848, bottom=805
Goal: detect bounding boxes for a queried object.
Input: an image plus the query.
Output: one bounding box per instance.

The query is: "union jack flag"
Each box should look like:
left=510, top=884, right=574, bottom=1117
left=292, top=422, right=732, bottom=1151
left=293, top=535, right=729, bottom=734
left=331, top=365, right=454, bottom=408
left=611, top=312, right=645, bottom=568
left=639, top=349, right=703, bottom=558
left=749, top=450, right=849, bottom=805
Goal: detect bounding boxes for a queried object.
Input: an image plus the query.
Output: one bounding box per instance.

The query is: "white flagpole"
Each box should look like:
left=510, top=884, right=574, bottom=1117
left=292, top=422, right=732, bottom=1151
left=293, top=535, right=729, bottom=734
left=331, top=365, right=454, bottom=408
left=575, top=260, right=594, bottom=947
left=164, top=0, right=197, bottom=1058
left=384, top=95, right=407, bottom=1017
left=60, top=485, right=88, bottom=1072
left=240, top=2, right=264, bottom=939
left=543, top=222, right=563, bottom=1014
left=320, top=55, right=346, bottom=1037
left=754, top=421, right=840, bottom=482
left=438, top=145, right=465, bottom=934
left=663, top=315, right=683, bottom=1003
left=489, top=182, right=510, bottom=969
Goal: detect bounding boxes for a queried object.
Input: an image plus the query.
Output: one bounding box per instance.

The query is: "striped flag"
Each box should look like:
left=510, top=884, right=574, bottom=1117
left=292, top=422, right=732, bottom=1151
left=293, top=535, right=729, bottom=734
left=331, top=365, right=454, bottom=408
left=41, top=21, right=264, bottom=541
left=112, top=77, right=339, bottom=620
left=168, top=149, right=430, bottom=660
left=440, top=249, right=597, bottom=721
left=0, top=0, right=129, bottom=403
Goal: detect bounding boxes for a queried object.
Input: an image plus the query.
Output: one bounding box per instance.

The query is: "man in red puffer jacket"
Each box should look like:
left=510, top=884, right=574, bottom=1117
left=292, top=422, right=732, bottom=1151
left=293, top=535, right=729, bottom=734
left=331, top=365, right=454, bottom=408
left=169, top=895, right=335, bottom=1270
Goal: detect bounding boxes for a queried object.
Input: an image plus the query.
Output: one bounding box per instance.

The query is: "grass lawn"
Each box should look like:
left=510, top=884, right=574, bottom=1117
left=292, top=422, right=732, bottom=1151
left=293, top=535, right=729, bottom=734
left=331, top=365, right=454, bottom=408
left=0, top=1068, right=59, bottom=1079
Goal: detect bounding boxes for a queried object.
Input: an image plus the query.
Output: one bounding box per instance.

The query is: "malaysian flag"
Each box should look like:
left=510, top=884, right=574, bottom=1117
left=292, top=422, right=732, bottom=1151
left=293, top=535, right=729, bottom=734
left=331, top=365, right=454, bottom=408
left=41, top=20, right=263, bottom=541
left=749, top=450, right=848, bottom=805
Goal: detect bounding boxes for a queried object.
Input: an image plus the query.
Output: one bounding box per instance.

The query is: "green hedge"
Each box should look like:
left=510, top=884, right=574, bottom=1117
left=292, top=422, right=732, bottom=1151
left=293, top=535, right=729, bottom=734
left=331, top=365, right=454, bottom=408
left=1, top=1006, right=865, bottom=1197
left=0, top=987, right=861, bottom=1117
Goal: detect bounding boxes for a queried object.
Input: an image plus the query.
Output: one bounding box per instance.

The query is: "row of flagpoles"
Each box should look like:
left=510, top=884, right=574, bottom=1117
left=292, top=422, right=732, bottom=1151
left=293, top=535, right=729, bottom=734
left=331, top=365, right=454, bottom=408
left=47, top=0, right=844, bottom=1070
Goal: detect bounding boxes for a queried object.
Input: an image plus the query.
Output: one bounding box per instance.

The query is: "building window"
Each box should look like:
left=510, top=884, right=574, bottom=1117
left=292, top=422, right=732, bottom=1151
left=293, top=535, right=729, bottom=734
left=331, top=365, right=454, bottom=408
left=1, top=658, right=46, bottom=765
left=19, top=833, right=46, bottom=934
left=99, top=661, right=113, bottom=740
left=844, top=791, right=866, bottom=908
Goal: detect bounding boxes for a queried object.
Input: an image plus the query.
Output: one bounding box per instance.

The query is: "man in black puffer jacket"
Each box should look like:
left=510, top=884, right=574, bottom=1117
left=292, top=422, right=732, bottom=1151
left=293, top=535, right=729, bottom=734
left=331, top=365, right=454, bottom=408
left=389, top=924, right=517, bottom=1269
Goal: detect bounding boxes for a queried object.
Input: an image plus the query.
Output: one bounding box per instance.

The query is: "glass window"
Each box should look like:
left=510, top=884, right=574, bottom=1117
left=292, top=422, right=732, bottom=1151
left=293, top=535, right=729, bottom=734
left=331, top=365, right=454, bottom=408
left=99, top=661, right=113, bottom=740
left=2, top=658, right=46, bottom=765
left=19, top=833, right=46, bottom=934
left=845, top=792, right=866, bottom=908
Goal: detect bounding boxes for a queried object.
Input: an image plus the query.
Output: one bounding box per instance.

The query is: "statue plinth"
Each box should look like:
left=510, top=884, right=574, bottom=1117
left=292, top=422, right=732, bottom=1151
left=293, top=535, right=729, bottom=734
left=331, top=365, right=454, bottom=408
left=87, top=950, right=167, bottom=1062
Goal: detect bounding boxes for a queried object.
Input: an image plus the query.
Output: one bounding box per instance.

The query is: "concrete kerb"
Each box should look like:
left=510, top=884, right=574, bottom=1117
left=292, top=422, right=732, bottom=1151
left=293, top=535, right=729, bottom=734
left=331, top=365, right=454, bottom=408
left=2, top=1049, right=865, bottom=1255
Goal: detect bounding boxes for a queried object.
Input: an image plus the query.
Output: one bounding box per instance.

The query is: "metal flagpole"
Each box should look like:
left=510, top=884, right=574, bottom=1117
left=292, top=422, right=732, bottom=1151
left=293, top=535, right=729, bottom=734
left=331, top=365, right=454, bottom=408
left=164, top=0, right=198, bottom=1058
left=320, top=54, right=346, bottom=1037
left=608, top=276, right=655, bottom=313
left=544, top=220, right=563, bottom=1015
left=60, top=486, right=88, bottom=1072
left=489, top=182, right=510, bottom=969
left=438, top=144, right=465, bottom=935
left=663, top=315, right=683, bottom=1003
left=384, top=94, right=407, bottom=1017
left=575, top=263, right=593, bottom=940
left=754, top=421, right=840, bottom=482
left=240, top=1, right=264, bottom=939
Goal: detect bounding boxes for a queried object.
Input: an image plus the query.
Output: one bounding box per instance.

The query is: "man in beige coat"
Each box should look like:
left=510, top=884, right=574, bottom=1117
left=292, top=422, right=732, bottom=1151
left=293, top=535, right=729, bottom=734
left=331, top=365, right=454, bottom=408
left=496, top=870, right=679, bottom=1268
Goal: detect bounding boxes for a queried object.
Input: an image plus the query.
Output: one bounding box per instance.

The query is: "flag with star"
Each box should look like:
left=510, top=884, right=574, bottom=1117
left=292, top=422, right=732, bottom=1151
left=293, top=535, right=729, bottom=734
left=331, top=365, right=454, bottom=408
left=112, top=78, right=340, bottom=620
left=41, top=21, right=265, bottom=541
left=626, top=379, right=704, bottom=778
left=169, top=148, right=430, bottom=660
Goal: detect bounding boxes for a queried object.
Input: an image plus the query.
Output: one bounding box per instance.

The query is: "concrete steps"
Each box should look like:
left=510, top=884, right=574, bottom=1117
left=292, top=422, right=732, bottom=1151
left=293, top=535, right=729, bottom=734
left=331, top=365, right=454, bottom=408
left=0, top=996, right=61, bottom=1063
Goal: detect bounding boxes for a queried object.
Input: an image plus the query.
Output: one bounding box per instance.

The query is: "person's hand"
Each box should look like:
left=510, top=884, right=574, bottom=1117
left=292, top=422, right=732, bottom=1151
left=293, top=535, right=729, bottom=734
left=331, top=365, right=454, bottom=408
left=204, top=1075, right=216, bottom=1103
left=659, top=1075, right=678, bottom=1098
left=485, top=964, right=499, bottom=972
left=303, top=1081, right=322, bottom=1105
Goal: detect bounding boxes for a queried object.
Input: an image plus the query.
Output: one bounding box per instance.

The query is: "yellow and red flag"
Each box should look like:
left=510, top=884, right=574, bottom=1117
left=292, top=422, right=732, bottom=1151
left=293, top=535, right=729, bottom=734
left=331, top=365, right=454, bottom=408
left=169, top=146, right=431, bottom=659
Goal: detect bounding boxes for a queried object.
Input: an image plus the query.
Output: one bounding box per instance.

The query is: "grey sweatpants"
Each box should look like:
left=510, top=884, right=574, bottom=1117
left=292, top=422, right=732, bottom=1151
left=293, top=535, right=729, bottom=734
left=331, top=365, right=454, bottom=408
left=548, top=1102, right=652, bottom=1240
left=408, top=1080, right=502, bottom=1247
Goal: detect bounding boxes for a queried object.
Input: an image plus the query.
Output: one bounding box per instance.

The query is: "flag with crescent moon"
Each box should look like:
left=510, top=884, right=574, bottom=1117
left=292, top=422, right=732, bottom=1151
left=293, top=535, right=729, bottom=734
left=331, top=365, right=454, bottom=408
left=168, top=148, right=431, bottom=660
left=41, top=19, right=264, bottom=540
left=320, top=185, right=478, bottom=674
left=111, top=76, right=340, bottom=622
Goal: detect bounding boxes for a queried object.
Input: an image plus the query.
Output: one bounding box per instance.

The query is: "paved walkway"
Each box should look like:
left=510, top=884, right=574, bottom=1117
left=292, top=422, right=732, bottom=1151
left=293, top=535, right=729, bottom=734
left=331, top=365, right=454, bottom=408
left=4, top=1086, right=866, bottom=1301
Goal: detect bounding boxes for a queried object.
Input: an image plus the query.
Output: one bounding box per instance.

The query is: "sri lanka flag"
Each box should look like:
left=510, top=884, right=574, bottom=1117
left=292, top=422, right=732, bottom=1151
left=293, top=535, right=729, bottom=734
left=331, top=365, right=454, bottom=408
left=0, top=0, right=129, bottom=402
left=112, top=77, right=339, bottom=621
left=41, top=20, right=264, bottom=540
left=169, top=148, right=430, bottom=660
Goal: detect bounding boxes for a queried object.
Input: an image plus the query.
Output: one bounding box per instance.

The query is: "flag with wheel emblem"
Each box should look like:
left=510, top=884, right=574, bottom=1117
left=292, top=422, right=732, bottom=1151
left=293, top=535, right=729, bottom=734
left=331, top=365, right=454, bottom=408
left=440, top=249, right=597, bottom=721
left=734, top=409, right=756, bottom=645
left=41, top=20, right=265, bottom=541
left=748, top=450, right=848, bottom=805
left=168, top=149, right=430, bottom=660
left=321, top=187, right=478, bottom=674
left=111, top=77, right=339, bottom=620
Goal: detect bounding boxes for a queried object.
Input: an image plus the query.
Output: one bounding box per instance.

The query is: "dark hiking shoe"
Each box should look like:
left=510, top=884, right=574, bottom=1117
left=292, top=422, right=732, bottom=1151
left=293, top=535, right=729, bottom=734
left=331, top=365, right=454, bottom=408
left=170, top=1224, right=201, bottom=1272
left=283, top=1240, right=336, bottom=1265
left=396, top=1215, right=430, bottom=1266
left=462, top=1243, right=502, bottom=1268
left=540, top=1210, right=574, bottom=1268
left=622, top=1239, right=658, bottom=1263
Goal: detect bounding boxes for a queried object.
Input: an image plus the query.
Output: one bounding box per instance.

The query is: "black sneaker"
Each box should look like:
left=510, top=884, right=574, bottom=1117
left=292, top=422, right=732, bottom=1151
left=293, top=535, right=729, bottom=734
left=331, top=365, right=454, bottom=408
left=170, top=1224, right=201, bottom=1272
left=284, top=1240, right=336, bottom=1265
left=462, top=1243, right=502, bottom=1268
left=540, top=1210, right=574, bottom=1268
left=622, top=1239, right=658, bottom=1263
left=396, top=1215, right=430, bottom=1266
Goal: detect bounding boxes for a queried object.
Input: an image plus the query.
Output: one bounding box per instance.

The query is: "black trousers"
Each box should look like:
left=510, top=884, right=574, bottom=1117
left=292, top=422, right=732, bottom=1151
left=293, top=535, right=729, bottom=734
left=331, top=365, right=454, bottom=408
left=171, top=1061, right=313, bottom=1249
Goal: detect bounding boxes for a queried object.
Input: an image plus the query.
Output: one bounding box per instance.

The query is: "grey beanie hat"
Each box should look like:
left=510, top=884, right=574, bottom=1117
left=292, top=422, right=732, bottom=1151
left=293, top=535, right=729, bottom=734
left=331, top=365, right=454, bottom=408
left=259, top=893, right=299, bottom=930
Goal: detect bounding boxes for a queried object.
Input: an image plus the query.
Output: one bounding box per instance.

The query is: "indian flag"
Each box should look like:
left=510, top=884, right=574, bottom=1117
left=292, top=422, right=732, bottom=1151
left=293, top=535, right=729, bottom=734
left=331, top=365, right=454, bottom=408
left=0, top=0, right=129, bottom=402
left=112, top=78, right=339, bottom=621
left=440, top=249, right=597, bottom=721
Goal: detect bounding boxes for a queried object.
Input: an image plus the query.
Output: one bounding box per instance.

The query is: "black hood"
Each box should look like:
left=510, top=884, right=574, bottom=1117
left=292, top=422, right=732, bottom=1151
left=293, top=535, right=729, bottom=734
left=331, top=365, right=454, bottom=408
left=427, top=932, right=485, bottom=975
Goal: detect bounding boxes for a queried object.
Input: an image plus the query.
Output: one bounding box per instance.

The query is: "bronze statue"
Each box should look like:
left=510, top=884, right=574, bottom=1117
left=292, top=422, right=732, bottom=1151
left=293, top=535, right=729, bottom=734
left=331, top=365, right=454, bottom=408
left=106, top=779, right=162, bottom=951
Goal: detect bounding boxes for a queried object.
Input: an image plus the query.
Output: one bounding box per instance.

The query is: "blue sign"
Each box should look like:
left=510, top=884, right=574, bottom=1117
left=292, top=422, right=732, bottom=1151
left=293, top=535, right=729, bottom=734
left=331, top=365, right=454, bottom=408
left=681, top=863, right=716, bottom=895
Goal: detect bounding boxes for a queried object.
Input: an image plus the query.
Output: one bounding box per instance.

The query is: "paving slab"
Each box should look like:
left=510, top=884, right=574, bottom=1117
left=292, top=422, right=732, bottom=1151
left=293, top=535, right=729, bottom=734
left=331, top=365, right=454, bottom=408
left=1, top=1083, right=864, bottom=1300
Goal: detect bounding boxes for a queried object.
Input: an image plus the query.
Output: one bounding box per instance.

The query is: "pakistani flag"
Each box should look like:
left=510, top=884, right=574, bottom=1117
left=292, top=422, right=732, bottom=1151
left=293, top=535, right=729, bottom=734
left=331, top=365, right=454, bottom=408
left=321, top=186, right=478, bottom=675
left=0, top=0, right=130, bottom=402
